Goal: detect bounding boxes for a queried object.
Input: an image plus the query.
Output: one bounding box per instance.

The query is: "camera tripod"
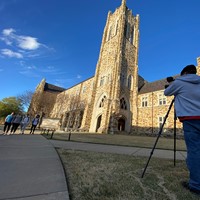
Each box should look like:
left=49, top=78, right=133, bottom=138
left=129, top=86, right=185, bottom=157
left=141, top=99, right=176, bottom=178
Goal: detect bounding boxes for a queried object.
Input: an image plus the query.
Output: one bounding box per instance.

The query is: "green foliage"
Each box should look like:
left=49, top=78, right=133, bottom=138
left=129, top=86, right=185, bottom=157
left=0, top=97, right=24, bottom=118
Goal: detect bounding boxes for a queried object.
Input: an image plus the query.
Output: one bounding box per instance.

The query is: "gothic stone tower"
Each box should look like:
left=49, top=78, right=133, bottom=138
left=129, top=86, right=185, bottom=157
left=89, top=0, right=139, bottom=133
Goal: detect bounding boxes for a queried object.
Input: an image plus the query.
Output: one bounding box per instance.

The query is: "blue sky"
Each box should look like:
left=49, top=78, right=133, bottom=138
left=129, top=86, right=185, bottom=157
left=0, top=0, right=200, bottom=100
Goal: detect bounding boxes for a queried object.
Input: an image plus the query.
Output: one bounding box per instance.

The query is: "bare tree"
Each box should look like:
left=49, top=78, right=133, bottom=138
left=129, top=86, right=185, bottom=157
left=28, top=90, right=58, bottom=118
left=56, top=93, right=69, bottom=117
left=17, top=90, right=34, bottom=111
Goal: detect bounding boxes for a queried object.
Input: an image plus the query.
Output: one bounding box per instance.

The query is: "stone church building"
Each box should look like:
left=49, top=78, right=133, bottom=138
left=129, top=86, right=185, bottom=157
left=28, top=0, right=200, bottom=135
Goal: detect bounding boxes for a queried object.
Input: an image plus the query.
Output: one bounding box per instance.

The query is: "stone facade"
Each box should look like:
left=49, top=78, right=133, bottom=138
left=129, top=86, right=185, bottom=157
left=28, top=79, right=65, bottom=119
left=29, top=0, right=200, bottom=136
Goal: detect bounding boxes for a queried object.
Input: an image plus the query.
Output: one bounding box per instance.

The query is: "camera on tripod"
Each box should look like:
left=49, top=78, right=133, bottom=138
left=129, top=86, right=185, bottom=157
left=165, top=77, right=175, bottom=88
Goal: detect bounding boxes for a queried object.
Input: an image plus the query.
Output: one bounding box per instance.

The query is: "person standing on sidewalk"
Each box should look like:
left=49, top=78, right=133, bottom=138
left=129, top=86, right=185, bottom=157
left=3, top=112, right=14, bottom=134
left=164, top=64, right=200, bottom=195
left=10, top=114, right=23, bottom=134
left=30, top=114, right=40, bottom=134
left=20, top=114, right=30, bottom=134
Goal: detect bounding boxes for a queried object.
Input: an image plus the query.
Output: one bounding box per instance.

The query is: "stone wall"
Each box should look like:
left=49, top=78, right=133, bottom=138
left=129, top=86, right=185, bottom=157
left=50, top=77, right=94, bottom=131
left=137, top=91, right=183, bottom=136
left=28, top=79, right=60, bottom=118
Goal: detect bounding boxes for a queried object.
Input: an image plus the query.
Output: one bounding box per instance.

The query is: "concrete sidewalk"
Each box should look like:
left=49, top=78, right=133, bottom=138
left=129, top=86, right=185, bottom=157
left=0, top=134, right=69, bottom=200
left=50, top=140, right=187, bottom=160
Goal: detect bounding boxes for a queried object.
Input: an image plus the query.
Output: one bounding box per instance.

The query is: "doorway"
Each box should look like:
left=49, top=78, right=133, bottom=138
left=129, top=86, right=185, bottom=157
left=96, top=115, right=102, bottom=132
left=118, top=118, right=125, bottom=131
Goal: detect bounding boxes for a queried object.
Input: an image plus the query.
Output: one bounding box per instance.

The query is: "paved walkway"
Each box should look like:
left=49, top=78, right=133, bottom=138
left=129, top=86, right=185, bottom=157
left=50, top=140, right=187, bottom=160
left=0, top=132, right=187, bottom=200
left=0, top=134, right=69, bottom=200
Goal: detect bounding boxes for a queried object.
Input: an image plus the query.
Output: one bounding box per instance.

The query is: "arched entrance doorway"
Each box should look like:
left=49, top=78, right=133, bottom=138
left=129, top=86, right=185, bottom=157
left=96, top=115, right=102, bottom=132
left=118, top=118, right=125, bottom=131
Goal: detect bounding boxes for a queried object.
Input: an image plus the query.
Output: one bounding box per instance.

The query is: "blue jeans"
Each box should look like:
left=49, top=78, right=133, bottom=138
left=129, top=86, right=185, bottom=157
left=183, top=120, right=200, bottom=191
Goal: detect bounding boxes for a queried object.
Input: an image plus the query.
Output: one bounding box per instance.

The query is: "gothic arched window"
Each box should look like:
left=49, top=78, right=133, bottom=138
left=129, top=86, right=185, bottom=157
left=100, top=76, right=105, bottom=86
left=128, top=75, right=132, bottom=89
left=120, top=98, right=127, bottom=110
left=120, top=73, right=126, bottom=86
left=126, top=23, right=130, bottom=38
left=99, top=96, right=107, bottom=108
left=130, top=27, right=134, bottom=44
left=115, top=20, right=119, bottom=35
left=107, top=25, right=113, bottom=41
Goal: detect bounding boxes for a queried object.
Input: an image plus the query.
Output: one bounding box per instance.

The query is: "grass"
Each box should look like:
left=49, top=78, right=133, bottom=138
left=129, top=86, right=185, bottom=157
left=51, top=132, right=191, bottom=199
left=58, top=149, right=199, bottom=200
left=47, top=132, right=187, bottom=151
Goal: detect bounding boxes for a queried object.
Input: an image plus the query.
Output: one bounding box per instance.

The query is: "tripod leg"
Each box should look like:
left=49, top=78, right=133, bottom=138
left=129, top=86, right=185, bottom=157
left=141, top=99, right=174, bottom=178
left=174, top=110, right=177, bottom=166
left=141, top=129, right=162, bottom=178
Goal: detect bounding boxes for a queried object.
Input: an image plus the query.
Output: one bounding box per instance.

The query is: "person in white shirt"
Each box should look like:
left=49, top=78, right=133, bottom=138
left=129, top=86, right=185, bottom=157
left=30, top=114, right=40, bottom=134
left=20, top=114, right=30, bottom=134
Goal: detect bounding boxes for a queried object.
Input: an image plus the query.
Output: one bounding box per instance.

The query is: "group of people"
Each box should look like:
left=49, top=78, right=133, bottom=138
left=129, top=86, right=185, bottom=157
left=3, top=113, right=40, bottom=135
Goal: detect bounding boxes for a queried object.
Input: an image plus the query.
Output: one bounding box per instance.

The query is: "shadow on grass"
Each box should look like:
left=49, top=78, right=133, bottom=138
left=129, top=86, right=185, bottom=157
left=44, top=132, right=187, bottom=151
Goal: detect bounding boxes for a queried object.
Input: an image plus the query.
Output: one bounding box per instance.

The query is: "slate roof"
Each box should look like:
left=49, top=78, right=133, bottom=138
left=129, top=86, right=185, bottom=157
left=138, top=75, right=179, bottom=94
left=138, top=75, right=146, bottom=91
left=44, top=83, right=66, bottom=93
left=138, top=78, right=167, bottom=94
